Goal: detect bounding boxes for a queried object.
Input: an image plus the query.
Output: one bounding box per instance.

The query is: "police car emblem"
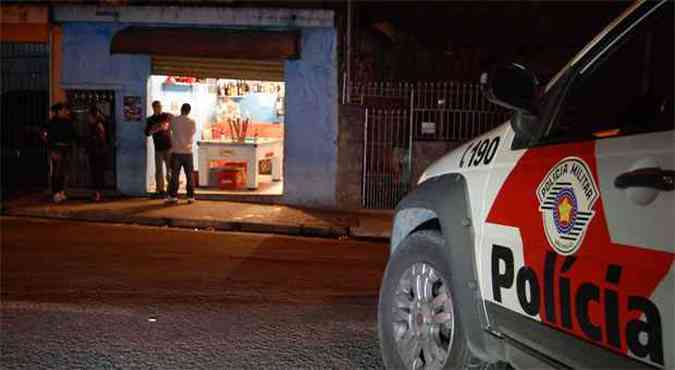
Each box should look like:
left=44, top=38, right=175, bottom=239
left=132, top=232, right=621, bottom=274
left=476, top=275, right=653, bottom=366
left=536, top=157, right=599, bottom=255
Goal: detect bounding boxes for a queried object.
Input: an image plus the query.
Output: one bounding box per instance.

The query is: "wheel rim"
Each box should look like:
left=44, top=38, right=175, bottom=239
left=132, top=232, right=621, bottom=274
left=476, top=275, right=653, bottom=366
left=392, top=262, right=455, bottom=370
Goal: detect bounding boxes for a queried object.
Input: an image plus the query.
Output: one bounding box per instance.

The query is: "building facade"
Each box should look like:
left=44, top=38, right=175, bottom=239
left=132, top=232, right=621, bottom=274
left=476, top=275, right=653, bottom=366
left=51, top=4, right=338, bottom=208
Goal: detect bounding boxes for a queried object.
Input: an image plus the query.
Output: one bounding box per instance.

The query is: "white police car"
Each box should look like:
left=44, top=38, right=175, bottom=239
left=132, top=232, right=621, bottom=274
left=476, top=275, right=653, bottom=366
left=377, top=1, right=673, bottom=369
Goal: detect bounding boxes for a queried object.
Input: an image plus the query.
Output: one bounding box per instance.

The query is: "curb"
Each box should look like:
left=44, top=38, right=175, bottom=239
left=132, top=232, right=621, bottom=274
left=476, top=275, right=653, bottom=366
left=2, top=209, right=389, bottom=242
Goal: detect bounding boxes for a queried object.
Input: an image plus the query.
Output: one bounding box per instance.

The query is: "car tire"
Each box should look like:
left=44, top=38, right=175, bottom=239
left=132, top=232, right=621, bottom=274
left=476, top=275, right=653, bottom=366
left=377, top=230, right=483, bottom=370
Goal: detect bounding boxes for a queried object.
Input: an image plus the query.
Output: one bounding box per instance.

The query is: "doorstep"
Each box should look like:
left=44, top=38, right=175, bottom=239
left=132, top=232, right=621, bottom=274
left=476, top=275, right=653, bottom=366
left=155, top=191, right=286, bottom=206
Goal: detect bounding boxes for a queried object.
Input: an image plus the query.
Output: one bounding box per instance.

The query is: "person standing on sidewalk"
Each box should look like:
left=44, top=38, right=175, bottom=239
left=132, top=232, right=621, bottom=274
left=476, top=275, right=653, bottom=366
left=41, top=103, right=77, bottom=203
left=87, top=106, right=108, bottom=202
left=145, top=101, right=172, bottom=196
left=166, top=103, right=196, bottom=204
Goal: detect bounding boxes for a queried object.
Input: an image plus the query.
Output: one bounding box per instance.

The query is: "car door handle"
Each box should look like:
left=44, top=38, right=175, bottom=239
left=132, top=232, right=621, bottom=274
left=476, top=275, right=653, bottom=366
left=614, top=167, right=674, bottom=191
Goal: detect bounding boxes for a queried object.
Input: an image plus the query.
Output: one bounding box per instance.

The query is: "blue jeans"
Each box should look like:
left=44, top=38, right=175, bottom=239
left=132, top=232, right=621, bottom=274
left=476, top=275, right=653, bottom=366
left=169, top=153, right=194, bottom=198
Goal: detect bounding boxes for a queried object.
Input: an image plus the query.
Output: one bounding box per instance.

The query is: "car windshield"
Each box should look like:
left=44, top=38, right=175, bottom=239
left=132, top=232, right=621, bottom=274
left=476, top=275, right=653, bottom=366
left=542, top=1, right=643, bottom=93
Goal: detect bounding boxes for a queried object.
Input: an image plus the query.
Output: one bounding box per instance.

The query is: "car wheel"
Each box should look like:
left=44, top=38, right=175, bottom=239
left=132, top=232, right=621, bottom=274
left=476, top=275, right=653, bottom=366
left=378, top=230, right=480, bottom=370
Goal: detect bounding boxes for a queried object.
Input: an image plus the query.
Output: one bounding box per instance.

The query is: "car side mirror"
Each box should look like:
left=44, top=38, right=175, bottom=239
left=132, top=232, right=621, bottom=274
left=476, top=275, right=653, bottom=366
left=481, top=63, right=539, bottom=116
left=481, top=63, right=541, bottom=144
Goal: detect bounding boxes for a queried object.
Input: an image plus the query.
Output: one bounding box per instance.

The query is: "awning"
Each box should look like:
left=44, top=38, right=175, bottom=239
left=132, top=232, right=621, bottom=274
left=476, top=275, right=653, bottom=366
left=110, top=26, right=300, bottom=60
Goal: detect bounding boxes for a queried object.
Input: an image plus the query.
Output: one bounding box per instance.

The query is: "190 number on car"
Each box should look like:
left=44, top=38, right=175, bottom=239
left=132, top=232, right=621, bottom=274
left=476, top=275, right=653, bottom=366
left=459, top=137, right=500, bottom=168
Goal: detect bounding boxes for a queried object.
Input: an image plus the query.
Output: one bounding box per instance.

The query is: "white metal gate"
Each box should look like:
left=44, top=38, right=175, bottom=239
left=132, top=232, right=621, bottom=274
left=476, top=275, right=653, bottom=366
left=357, top=81, right=510, bottom=209
left=362, top=108, right=412, bottom=209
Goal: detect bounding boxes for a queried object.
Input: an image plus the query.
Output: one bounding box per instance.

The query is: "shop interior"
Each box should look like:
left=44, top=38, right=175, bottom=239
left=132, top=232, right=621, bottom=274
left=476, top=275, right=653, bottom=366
left=146, top=75, right=285, bottom=196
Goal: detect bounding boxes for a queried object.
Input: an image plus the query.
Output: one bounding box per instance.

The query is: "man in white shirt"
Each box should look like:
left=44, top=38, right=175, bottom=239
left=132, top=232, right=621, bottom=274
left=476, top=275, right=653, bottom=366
left=166, top=103, right=197, bottom=204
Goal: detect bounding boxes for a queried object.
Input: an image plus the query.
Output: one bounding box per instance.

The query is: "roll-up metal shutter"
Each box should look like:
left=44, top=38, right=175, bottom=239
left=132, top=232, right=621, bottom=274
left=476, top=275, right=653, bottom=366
left=151, top=56, right=284, bottom=81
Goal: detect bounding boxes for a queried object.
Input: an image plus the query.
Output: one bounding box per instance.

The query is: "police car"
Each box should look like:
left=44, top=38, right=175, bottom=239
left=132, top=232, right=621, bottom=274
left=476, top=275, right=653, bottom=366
left=377, top=1, right=673, bottom=369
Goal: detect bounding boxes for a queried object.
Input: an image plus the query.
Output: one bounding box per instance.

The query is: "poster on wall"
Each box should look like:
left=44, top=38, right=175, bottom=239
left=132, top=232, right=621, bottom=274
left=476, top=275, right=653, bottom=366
left=123, top=96, right=143, bottom=121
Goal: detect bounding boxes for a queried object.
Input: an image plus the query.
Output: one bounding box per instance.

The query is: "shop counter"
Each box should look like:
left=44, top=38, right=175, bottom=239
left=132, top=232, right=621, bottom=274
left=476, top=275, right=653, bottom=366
left=197, top=138, right=283, bottom=189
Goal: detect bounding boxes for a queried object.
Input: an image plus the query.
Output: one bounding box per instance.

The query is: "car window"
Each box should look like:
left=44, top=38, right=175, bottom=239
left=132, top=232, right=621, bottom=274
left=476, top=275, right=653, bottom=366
left=543, top=1, right=673, bottom=144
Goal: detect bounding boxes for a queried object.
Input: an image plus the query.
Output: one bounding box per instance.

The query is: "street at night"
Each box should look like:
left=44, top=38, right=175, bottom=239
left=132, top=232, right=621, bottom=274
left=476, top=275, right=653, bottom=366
left=1, top=217, right=388, bottom=369
left=2, top=0, right=673, bottom=368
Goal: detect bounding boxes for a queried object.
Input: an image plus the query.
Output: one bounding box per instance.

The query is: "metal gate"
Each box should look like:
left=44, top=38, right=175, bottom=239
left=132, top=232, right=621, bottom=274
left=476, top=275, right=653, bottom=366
left=0, top=43, right=50, bottom=197
left=411, top=82, right=510, bottom=142
left=65, top=90, right=117, bottom=190
left=362, top=109, right=412, bottom=209
left=358, top=81, right=510, bottom=209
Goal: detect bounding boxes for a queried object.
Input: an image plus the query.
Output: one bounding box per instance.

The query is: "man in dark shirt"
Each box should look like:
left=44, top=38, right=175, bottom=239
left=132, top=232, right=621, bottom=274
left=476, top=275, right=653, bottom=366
left=145, top=101, right=172, bottom=195
left=41, top=102, right=77, bottom=203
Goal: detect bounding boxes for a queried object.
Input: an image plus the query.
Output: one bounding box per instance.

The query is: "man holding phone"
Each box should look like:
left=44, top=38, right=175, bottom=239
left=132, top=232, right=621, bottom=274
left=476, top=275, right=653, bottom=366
left=145, top=100, right=172, bottom=196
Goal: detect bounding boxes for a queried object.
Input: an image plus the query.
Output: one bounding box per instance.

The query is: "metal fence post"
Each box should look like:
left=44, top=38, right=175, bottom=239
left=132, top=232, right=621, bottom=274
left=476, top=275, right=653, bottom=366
left=361, top=108, right=369, bottom=208
left=407, top=88, right=415, bottom=192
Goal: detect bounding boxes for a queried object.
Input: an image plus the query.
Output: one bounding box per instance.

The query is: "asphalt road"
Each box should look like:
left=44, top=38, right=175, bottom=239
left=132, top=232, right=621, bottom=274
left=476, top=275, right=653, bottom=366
left=1, top=217, right=389, bottom=369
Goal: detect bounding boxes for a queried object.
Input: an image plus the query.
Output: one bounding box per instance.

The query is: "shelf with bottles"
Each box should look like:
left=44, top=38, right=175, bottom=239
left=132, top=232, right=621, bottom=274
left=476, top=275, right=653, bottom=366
left=216, top=79, right=285, bottom=99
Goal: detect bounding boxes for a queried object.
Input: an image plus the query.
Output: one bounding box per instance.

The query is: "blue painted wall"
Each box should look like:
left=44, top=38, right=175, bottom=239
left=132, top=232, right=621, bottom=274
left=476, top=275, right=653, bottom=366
left=284, top=28, right=337, bottom=207
left=61, top=22, right=338, bottom=207
left=62, top=22, right=151, bottom=196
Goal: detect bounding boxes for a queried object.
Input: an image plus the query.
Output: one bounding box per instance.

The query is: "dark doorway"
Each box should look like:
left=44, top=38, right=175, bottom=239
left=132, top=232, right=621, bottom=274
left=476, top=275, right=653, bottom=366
left=66, top=90, right=117, bottom=190
left=0, top=43, right=50, bottom=199
left=0, top=91, right=50, bottom=197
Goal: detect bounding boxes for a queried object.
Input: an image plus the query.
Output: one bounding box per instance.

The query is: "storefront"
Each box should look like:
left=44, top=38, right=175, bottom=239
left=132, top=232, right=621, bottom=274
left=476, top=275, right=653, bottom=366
left=147, top=76, right=285, bottom=195
left=54, top=5, right=338, bottom=208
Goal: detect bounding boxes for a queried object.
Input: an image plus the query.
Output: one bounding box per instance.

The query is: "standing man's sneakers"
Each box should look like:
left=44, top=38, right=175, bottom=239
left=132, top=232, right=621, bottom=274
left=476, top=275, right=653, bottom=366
left=53, top=193, right=64, bottom=203
left=165, top=197, right=178, bottom=204
left=187, top=198, right=195, bottom=204
left=60, top=191, right=67, bottom=201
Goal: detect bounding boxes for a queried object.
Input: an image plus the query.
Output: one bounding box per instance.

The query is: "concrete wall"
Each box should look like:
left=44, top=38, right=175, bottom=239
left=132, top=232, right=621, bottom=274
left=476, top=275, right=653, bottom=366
left=0, top=5, right=49, bottom=43
left=336, top=104, right=364, bottom=210
left=60, top=20, right=338, bottom=207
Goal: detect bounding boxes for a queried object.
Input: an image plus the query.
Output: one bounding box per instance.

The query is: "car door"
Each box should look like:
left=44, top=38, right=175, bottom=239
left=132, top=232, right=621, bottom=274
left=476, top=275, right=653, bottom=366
left=480, top=1, right=673, bottom=369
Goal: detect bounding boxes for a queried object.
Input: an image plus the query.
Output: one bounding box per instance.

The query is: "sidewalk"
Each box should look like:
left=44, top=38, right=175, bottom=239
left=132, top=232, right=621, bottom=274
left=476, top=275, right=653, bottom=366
left=1, top=194, right=392, bottom=242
